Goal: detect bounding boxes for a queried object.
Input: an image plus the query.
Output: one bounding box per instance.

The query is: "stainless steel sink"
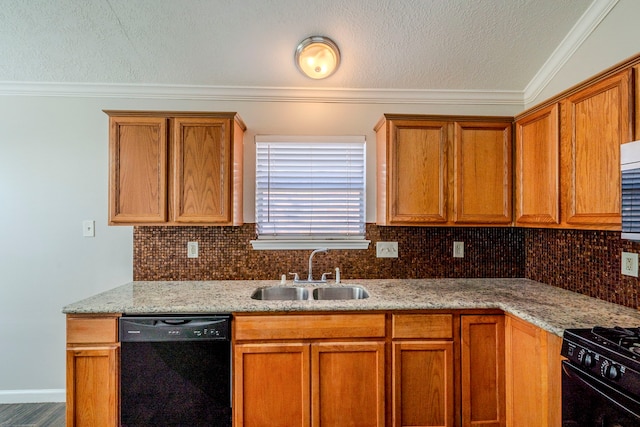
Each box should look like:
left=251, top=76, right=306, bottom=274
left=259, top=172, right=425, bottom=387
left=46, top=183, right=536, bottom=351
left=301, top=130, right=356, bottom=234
left=312, top=286, right=369, bottom=300
left=251, top=286, right=309, bottom=300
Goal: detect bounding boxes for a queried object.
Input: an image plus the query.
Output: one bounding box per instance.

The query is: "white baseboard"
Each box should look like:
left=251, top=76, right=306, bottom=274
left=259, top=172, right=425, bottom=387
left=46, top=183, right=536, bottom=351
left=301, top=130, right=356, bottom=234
left=0, top=389, right=65, bottom=404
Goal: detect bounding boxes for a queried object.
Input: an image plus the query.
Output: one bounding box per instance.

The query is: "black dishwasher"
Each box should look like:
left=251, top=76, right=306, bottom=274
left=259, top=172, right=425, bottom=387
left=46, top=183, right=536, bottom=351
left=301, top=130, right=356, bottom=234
left=119, top=315, right=231, bottom=427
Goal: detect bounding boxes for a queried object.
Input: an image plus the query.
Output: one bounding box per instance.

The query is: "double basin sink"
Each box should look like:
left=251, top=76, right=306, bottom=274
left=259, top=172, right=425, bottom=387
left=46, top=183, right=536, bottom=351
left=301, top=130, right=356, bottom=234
left=251, top=285, right=369, bottom=301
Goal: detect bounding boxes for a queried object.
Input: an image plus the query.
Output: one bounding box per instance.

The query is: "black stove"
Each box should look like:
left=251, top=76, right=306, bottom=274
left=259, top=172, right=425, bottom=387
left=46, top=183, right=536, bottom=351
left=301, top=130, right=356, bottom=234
left=561, top=326, right=640, bottom=425
left=562, top=326, right=640, bottom=397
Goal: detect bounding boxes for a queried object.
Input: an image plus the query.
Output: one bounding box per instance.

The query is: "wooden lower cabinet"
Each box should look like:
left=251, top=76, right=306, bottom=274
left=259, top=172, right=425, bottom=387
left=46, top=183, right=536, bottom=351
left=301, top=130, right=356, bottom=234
left=233, top=313, right=386, bottom=427
left=505, top=315, right=562, bottom=427
left=461, top=315, right=505, bottom=427
left=64, top=310, right=562, bottom=427
left=391, top=313, right=455, bottom=427
left=66, top=315, right=119, bottom=427
left=233, top=343, right=310, bottom=427
left=312, top=342, right=386, bottom=427
left=393, top=341, right=455, bottom=427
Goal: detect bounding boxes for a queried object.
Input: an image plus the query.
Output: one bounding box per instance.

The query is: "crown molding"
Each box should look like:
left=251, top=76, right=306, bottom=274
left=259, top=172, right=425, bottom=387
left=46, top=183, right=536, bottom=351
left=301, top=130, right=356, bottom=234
left=523, top=0, right=619, bottom=105
left=0, top=81, right=523, bottom=106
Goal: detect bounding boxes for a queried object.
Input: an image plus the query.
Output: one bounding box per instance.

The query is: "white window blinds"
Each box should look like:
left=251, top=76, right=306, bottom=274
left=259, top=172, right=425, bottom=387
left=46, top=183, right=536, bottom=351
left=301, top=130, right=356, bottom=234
left=255, top=136, right=366, bottom=240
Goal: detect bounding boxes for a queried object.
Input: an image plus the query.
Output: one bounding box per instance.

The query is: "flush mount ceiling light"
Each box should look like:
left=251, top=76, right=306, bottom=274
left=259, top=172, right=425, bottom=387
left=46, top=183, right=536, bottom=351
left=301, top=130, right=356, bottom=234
left=295, top=36, right=340, bottom=79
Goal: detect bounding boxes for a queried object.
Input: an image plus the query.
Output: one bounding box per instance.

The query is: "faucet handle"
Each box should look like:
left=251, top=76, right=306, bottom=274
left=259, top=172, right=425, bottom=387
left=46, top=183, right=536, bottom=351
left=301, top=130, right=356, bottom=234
left=320, top=272, right=333, bottom=282
left=288, top=272, right=300, bottom=282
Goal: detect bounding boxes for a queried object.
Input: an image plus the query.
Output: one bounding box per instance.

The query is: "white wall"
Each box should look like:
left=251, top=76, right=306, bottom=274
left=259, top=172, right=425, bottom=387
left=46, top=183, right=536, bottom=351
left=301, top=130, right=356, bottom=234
left=527, top=0, right=640, bottom=108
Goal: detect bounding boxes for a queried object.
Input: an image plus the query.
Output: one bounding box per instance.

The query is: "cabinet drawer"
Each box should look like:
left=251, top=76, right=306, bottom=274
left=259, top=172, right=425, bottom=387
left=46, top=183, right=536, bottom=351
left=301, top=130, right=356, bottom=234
left=67, top=316, right=119, bottom=344
left=392, top=314, right=453, bottom=339
left=234, top=314, right=386, bottom=341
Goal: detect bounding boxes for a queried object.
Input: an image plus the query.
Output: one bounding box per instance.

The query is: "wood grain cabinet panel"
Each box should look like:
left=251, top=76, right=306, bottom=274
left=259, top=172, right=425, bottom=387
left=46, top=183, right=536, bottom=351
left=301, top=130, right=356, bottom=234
left=461, top=315, right=505, bottom=427
left=515, top=104, right=560, bottom=226
left=66, top=315, right=120, bottom=427
left=233, top=314, right=385, bottom=427
left=106, top=111, right=245, bottom=226
left=233, top=343, right=310, bottom=427
left=635, top=64, right=640, bottom=141
left=375, top=115, right=513, bottom=226
left=560, top=70, right=631, bottom=228
left=375, top=118, right=449, bottom=225
left=312, top=342, right=386, bottom=427
left=172, top=117, right=231, bottom=223
left=392, top=341, right=454, bottom=427
left=453, top=121, right=512, bottom=224
left=108, top=116, right=168, bottom=224
left=504, top=315, right=562, bottom=427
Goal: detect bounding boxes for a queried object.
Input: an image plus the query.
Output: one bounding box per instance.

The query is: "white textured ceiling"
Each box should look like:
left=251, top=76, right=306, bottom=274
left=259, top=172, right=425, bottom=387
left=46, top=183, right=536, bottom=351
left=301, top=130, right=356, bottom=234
left=0, top=0, right=605, bottom=101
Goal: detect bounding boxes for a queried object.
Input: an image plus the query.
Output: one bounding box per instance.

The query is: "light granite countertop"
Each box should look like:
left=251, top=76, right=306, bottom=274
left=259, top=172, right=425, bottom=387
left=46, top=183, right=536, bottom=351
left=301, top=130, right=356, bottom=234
left=62, top=278, right=640, bottom=337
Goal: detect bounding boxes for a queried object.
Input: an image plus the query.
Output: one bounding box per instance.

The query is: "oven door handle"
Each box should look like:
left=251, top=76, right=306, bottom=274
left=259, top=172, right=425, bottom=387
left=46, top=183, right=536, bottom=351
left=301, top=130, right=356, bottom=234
left=562, top=360, right=640, bottom=419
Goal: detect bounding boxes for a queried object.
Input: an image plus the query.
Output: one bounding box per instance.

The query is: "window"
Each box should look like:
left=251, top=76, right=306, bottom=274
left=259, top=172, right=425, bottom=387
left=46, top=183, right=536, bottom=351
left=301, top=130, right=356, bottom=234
left=251, top=135, right=368, bottom=250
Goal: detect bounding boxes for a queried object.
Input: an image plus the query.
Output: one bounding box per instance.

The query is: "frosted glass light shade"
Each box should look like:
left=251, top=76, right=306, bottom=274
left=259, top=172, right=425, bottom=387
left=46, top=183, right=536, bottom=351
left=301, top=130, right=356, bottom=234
left=295, top=36, right=340, bottom=79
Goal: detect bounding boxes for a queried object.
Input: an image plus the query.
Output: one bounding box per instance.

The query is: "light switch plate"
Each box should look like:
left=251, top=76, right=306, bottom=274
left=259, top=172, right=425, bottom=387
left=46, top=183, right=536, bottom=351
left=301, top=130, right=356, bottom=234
left=376, top=242, right=398, bottom=258
left=453, top=241, right=464, bottom=258
left=621, top=251, right=638, bottom=277
left=187, top=242, right=199, bottom=258
left=82, top=220, right=95, bottom=237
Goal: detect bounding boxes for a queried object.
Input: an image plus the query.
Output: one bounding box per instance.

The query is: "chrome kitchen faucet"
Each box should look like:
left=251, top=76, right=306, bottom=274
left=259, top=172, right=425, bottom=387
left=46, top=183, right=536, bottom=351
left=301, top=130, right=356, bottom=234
left=290, top=248, right=330, bottom=284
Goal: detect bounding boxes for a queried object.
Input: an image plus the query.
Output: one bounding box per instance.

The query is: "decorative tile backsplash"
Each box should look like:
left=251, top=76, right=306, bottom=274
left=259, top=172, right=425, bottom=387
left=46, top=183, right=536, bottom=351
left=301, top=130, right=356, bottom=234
left=133, top=224, right=640, bottom=309
left=134, top=224, right=524, bottom=281
left=524, top=228, right=640, bottom=309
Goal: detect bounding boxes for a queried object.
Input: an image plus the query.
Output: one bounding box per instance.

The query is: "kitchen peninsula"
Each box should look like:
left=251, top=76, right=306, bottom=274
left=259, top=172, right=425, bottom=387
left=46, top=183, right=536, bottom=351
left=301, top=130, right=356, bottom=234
left=64, top=278, right=640, bottom=427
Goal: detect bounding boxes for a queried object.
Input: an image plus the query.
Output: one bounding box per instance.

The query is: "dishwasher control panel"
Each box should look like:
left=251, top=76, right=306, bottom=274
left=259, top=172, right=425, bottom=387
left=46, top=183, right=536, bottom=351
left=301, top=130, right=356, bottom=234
left=119, top=315, right=230, bottom=342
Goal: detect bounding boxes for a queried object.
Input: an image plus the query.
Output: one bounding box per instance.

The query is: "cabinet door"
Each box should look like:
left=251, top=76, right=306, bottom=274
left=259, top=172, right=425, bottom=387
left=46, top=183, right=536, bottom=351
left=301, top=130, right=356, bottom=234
left=635, top=65, right=640, bottom=141
left=515, top=104, right=560, bottom=225
left=66, top=345, right=119, bottom=427
left=392, top=341, right=454, bottom=427
left=172, top=117, right=231, bottom=223
left=561, top=70, right=631, bottom=228
left=461, top=315, right=505, bottom=427
left=312, top=341, right=385, bottom=427
left=108, top=116, right=168, bottom=224
left=453, top=122, right=512, bottom=224
left=380, top=120, right=449, bottom=224
left=233, top=343, right=310, bottom=427
left=505, top=316, right=562, bottom=427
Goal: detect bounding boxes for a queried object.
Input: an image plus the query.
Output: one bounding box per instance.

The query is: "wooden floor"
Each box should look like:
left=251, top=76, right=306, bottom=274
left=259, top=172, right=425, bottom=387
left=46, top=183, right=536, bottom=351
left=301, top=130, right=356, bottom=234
left=0, top=403, right=65, bottom=427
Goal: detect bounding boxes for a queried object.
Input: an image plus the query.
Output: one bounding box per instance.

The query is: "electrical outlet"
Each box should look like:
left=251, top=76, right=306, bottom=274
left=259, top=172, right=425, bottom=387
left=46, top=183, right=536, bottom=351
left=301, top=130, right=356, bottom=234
left=621, top=251, right=638, bottom=277
left=187, top=242, right=199, bottom=258
left=453, top=241, right=464, bottom=258
left=376, top=242, right=398, bottom=258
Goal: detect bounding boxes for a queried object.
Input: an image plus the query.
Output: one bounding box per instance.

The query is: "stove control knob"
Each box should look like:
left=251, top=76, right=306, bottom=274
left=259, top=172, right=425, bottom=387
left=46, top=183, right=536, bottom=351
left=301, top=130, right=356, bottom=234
left=604, top=363, right=621, bottom=380
left=583, top=352, right=596, bottom=368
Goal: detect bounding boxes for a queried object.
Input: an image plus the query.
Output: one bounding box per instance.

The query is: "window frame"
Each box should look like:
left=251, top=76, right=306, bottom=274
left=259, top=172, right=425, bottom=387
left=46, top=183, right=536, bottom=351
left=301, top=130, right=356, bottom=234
left=250, top=135, right=370, bottom=250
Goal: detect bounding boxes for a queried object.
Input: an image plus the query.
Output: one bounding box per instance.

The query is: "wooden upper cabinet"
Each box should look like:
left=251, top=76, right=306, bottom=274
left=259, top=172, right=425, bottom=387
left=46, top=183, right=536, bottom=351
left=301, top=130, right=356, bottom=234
left=453, top=121, right=512, bottom=224
left=109, top=116, right=168, bottom=224
left=560, top=70, right=631, bottom=228
left=375, top=115, right=513, bottom=226
left=107, top=111, right=245, bottom=226
left=514, top=104, right=560, bottom=226
left=633, top=65, right=640, bottom=141
left=375, top=117, right=449, bottom=225
left=172, top=117, right=230, bottom=223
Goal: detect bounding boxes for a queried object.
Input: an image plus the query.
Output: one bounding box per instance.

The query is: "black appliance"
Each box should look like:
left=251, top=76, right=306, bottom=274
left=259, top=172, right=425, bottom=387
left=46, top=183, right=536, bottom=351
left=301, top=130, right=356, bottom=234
left=561, top=326, right=640, bottom=426
left=119, top=315, right=231, bottom=427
